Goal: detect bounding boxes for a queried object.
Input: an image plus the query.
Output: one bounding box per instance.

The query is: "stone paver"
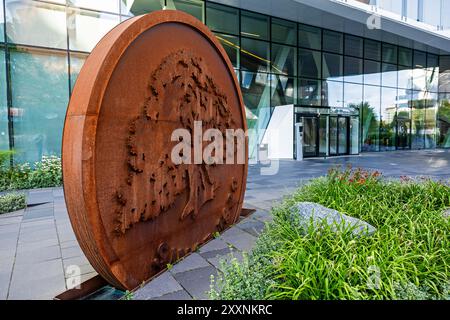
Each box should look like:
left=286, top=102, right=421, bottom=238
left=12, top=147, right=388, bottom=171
left=0, top=149, right=449, bottom=299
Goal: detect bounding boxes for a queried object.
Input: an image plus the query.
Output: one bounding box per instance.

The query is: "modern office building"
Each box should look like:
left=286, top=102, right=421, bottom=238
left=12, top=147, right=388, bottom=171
left=0, top=0, right=449, bottom=163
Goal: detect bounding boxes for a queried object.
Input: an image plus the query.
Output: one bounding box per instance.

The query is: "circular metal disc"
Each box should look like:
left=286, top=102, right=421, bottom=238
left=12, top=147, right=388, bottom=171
left=62, top=10, right=248, bottom=290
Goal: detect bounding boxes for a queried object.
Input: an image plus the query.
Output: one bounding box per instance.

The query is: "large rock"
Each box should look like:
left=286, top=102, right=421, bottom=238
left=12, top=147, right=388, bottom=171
left=290, top=202, right=376, bottom=236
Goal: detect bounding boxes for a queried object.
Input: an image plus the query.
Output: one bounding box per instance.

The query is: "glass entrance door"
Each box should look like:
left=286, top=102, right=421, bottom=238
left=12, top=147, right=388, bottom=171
left=303, top=117, right=318, bottom=157
left=338, top=117, right=349, bottom=155
left=397, top=119, right=411, bottom=150
left=330, top=116, right=350, bottom=156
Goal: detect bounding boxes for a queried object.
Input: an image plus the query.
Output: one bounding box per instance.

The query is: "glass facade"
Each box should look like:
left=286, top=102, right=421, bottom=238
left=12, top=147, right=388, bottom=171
left=0, top=0, right=448, bottom=163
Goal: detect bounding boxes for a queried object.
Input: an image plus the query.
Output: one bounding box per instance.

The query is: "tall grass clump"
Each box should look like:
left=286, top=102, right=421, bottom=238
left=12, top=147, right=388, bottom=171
left=210, top=166, right=450, bottom=300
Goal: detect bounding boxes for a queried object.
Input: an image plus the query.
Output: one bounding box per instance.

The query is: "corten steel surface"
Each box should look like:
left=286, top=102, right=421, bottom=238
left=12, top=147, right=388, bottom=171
left=62, top=10, right=248, bottom=290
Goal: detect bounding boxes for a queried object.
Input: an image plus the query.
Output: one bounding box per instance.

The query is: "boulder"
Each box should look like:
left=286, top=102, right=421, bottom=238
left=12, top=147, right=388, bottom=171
left=290, top=202, right=376, bottom=236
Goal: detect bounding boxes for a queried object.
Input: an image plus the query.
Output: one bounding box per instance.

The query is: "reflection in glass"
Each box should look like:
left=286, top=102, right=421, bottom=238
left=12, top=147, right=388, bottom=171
left=345, top=35, right=363, bottom=58
left=0, top=49, right=8, bottom=150
left=396, top=90, right=411, bottom=149
left=344, top=56, right=363, bottom=83
left=298, top=49, right=321, bottom=79
left=382, top=63, right=397, bottom=88
left=272, top=18, right=296, bottom=46
left=206, top=2, right=239, bottom=35
left=412, top=68, right=427, bottom=92
left=380, top=87, right=397, bottom=151
left=414, top=51, right=427, bottom=68
left=240, top=38, right=270, bottom=72
left=69, top=0, right=120, bottom=13
left=338, top=117, right=348, bottom=154
left=241, top=71, right=270, bottom=159
left=6, top=0, right=67, bottom=49
left=362, top=85, right=380, bottom=152
left=411, top=91, right=426, bottom=149
left=322, top=30, right=343, bottom=54
left=299, top=79, right=321, bottom=106
left=120, top=0, right=164, bottom=16
left=439, top=56, right=450, bottom=93
left=171, top=0, right=204, bottom=22
left=0, top=2, right=4, bottom=42
left=298, top=24, right=321, bottom=50
left=241, top=11, right=269, bottom=40
left=322, top=80, right=343, bottom=108
left=425, top=93, right=437, bottom=148
left=322, top=53, right=343, bottom=81
left=329, top=117, right=337, bottom=155
left=398, top=65, right=413, bottom=89
left=350, top=116, right=359, bottom=154
left=68, top=9, right=120, bottom=52
left=215, top=33, right=239, bottom=68
left=69, top=52, right=88, bottom=92
left=438, top=93, right=450, bottom=148
left=364, top=39, right=381, bottom=61
left=10, top=47, right=69, bottom=163
left=271, top=44, right=296, bottom=76
left=382, top=43, right=397, bottom=64
left=344, top=82, right=363, bottom=110
left=271, top=75, right=296, bottom=106
left=426, top=54, right=439, bottom=93
left=319, top=116, right=329, bottom=156
left=399, top=47, right=413, bottom=66
left=364, top=60, right=381, bottom=86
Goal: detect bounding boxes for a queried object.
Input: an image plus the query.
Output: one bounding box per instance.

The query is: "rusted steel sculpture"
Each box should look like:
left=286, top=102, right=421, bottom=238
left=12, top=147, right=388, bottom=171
left=62, top=10, right=248, bottom=290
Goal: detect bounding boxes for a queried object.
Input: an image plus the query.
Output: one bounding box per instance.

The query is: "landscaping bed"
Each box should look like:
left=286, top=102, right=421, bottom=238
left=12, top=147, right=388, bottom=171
left=210, top=167, right=450, bottom=300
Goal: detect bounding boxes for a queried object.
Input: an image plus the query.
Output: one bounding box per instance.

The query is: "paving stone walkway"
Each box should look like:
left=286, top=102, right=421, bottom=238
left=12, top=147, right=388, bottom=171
left=0, top=149, right=449, bottom=299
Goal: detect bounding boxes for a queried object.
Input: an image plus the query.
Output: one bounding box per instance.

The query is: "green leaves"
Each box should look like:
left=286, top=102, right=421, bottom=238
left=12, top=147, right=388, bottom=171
left=211, top=167, right=450, bottom=300
left=0, top=193, right=26, bottom=214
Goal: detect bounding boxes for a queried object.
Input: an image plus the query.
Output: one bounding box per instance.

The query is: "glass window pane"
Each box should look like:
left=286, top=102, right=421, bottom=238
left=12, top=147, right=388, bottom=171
left=344, top=56, right=363, bottom=83
left=68, top=0, right=120, bottom=13
left=214, top=33, right=239, bottom=68
left=271, top=18, right=296, bottom=46
left=271, top=75, right=296, bottom=106
left=364, top=60, right=381, bottom=86
left=438, top=93, right=450, bottom=148
left=6, top=1, right=67, bottom=49
left=364, top=39, right=381, bottom=61
left=322, top=80, right=343, bottom=108
left=414, top=51, right=427, bottom=68
left=426, top=54, right=439, bottom=92
left=298, top=49, right=321, bottom=79
left=298, top=24, right=321, bottom=50
left=241, top=38, right=269, bottom=72
left=241, top=11, right=269, bottom=40
left=271, top=44, right=296, bottom=76
left=70, top=52, right=88, bottom=92
left=413, top=67, right=427, bottom=92
left=171, top=0, right=204, bottom=22
left=344, top=82, right=363, bottom=110
left=411, top=91, right=426, bottom=149
left=0, top=2, right=4, bottom=42
left=0, top=49, right=8, bottom=150
left=120, top=0, right=164, bottom=16
left=322, top=53, right=343, bottom=80
left=345, top=35, right=363, bottom=58
left=241, top=71, right=270, bottom=160
left=362, top=85, right=380, bottom=152
left=322, top=30, right=343, bottom=54
left=382, top=43, right=397, bottom=64
left=68, top=9, right=120, bottom=52
left=439, top=56, right=450, bottom=93
left=399, top=47, right=413, bottom=66
left=382, top=63, right=397, bottom=88
left=425, top=93, right=438, bottom=149
left=380, top=87, right=397, bottom=151
left=10, top=47, right=69, bottom=164
left=299, top=79, right=321, bottom=106
left=398, top=65, right=413, bottom=89
left=206, top=2, right=238, bottom=35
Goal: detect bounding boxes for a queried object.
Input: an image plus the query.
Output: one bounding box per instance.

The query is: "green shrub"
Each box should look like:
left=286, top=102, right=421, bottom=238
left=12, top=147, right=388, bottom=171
left=0, top=155, right=62, bottom=191
left=0, top=193, right=26, bottom=214
left=210, top=167, right=450, bottom=300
